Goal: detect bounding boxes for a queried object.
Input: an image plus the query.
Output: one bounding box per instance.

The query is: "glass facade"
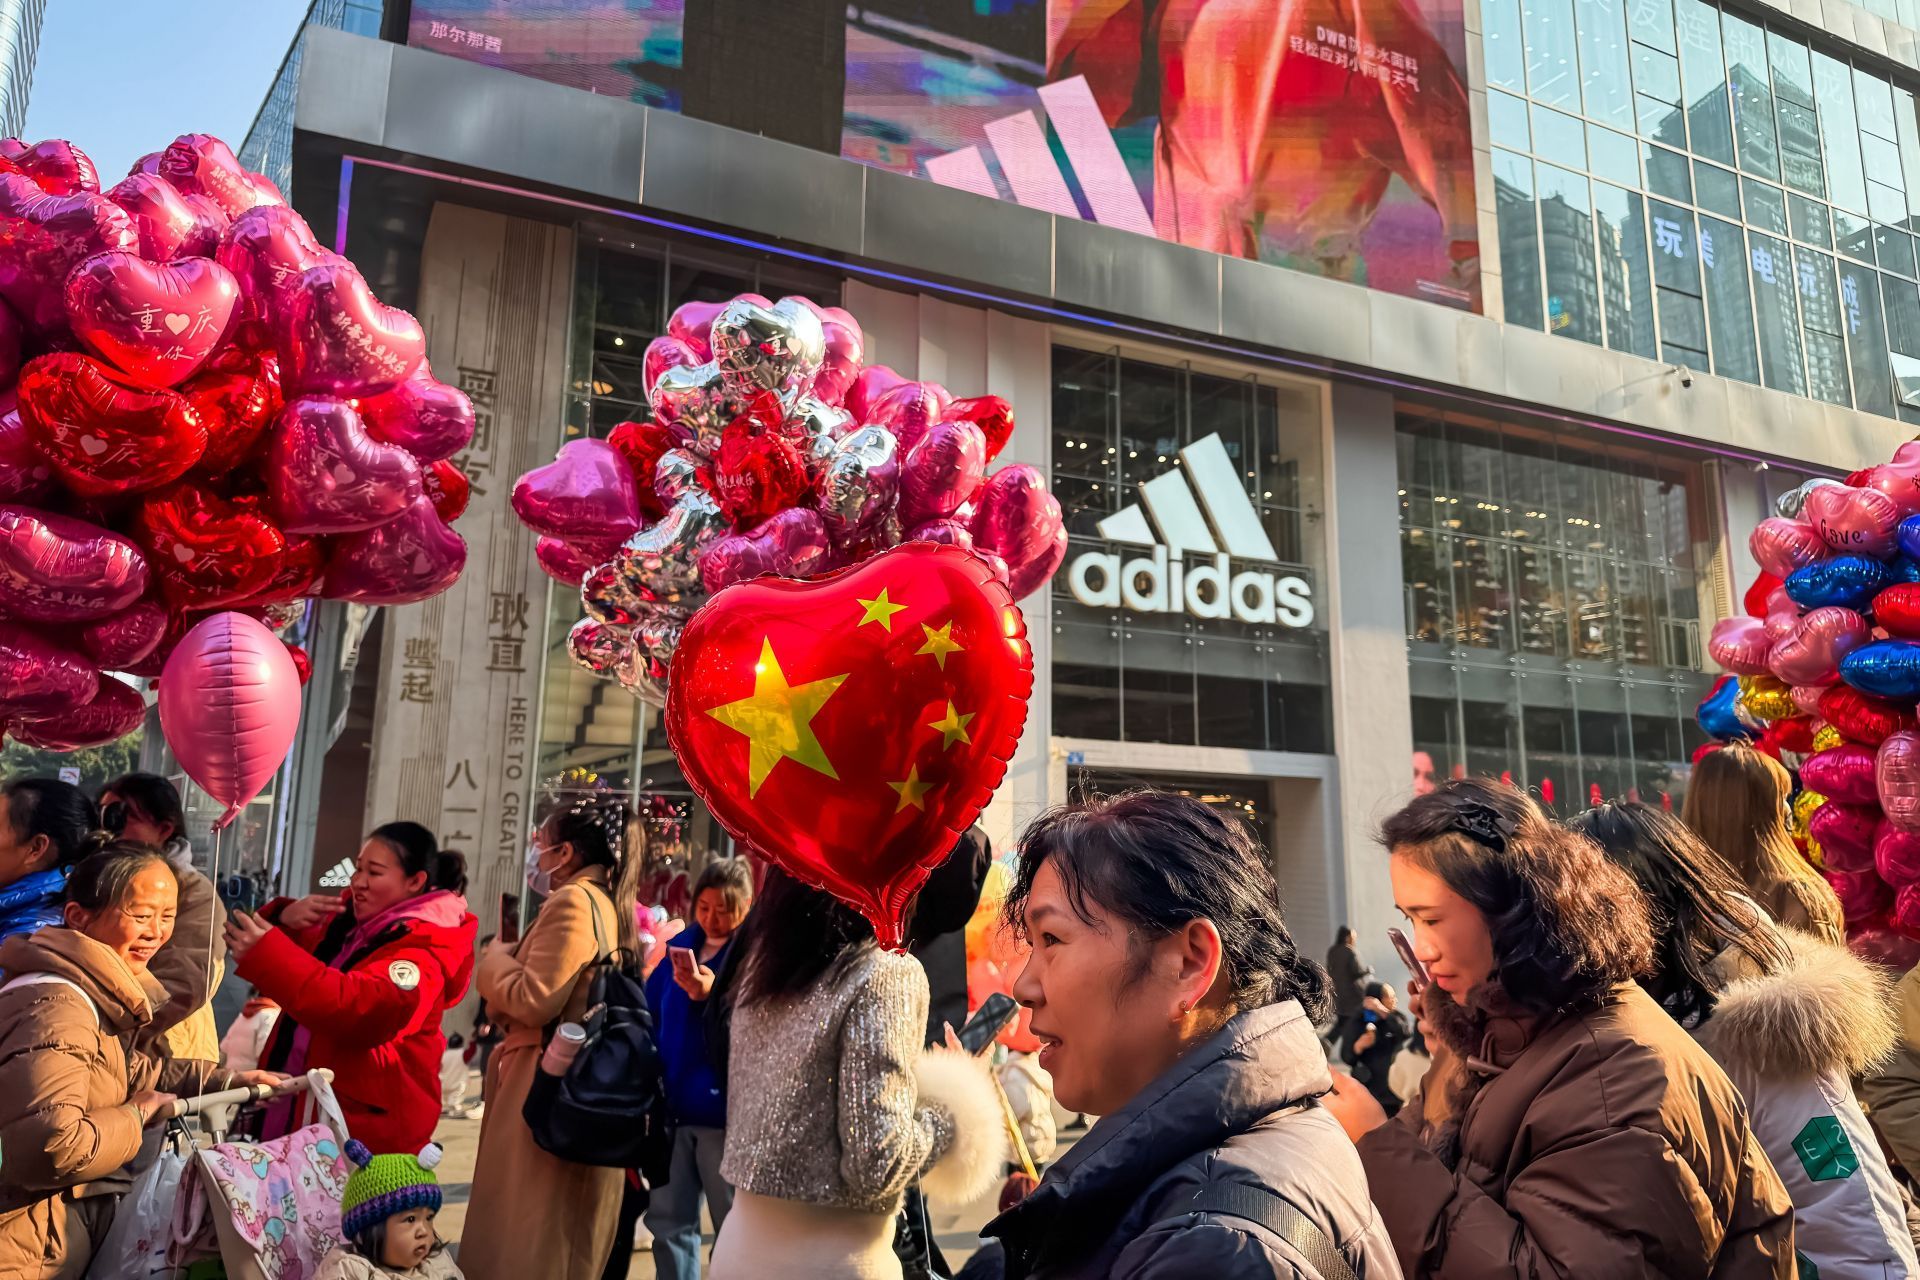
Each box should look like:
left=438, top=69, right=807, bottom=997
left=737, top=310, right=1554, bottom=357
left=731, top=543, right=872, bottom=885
left=1487, top=0, right=1920, bottom=421
left=1049, top=345, right=1331, bottom=752
left=238, top=0, right=387, bottom=195
left=1399, top=414, right=1713, bottom=809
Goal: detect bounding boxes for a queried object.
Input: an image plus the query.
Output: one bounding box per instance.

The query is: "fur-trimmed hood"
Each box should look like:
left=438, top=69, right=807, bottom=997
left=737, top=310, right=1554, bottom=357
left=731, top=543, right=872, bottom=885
left=1698, top=927, right=1898, bottom=1080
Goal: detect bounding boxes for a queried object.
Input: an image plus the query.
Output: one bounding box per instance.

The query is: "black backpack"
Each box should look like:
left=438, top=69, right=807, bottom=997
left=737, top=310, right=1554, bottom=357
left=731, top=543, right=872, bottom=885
left=520, top=883, right=674, bottom=1180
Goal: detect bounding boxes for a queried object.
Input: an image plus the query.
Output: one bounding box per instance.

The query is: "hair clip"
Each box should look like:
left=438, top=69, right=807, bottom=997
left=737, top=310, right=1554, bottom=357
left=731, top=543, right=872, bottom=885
left=1448, top=800, right=1513, bottom=854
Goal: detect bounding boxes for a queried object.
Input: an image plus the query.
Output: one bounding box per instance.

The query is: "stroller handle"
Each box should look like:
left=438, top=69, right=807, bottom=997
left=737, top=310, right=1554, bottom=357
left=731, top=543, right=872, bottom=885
left=160, top=1068, right=335, bottom=1120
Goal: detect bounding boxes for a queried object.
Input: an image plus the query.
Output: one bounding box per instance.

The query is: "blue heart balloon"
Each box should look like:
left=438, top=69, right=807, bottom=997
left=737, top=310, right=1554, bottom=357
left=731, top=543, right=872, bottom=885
left=1898, top=513, right=1920, bottom=561
left=1786, top=555, right=1893, bottom=612
left=1840, top=639, right=1920, bottom=700
left=1697, top=677, right=1757, bottom=742
left=1889, top=556, right=1920, bottom=585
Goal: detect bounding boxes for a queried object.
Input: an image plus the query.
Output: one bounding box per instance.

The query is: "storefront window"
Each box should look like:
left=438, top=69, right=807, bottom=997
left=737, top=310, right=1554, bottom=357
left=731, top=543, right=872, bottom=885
left=1051, top=344, right=1330, bottom=753
left=1399, top=414, right=1712, bottom=809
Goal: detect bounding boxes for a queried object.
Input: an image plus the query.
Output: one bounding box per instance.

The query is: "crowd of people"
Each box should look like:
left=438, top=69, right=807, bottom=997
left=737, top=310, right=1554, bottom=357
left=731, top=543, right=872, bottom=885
left=11, top=740, right=1920, bottom=1278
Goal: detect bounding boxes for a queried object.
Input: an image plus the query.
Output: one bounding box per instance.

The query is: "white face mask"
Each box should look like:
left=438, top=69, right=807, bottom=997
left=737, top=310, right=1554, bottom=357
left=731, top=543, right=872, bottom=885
left=525, top=842, right=555, bottom=896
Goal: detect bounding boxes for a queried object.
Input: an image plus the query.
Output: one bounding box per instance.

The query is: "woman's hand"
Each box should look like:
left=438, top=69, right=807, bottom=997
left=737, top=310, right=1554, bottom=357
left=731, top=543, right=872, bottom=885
left=130, top=1090, right=177, bottom=1126
left=221, top=911, right=273, bottom=965
left=483, top=936, right=517, bottom=962
left=278, top=892, right=346, bottom=933
left=230, top=1070, right=289, bottom=1091
left=671, top=955, right=716, bottom=1002
left=1322, top=1071, right=1389, bottom=1143
left=1354, top=1027, right=1378, bottom=1054
left=943, top=1022, right=993, bottom=1058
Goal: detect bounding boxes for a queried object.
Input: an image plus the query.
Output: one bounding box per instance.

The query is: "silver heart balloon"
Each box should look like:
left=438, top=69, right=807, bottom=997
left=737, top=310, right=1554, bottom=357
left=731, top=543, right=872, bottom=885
left=614, top=645, right=669, bottom=707
left=647, top=358, right=736, bottom=449
left=568, top=616, right=634, bottom=678
left=817, top=425, right=900, bottom=539
left=581, top=557, right=647, bottom=625
left=655, top=447, right=709, bottom=508
left=790, top=395, right=855, bottom=481
left=1775, top=476, right=1844, bottom=520
left=634, top=602, right=688, bottom=667
left=614, top=491, right=726, bottom=606
left=710, top=296, right=826, bottom=403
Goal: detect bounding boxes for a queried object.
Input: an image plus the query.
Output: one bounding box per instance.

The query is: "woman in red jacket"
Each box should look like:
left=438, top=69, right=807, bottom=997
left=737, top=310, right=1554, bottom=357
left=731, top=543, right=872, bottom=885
left=223, top=822, right=477, bottom=1154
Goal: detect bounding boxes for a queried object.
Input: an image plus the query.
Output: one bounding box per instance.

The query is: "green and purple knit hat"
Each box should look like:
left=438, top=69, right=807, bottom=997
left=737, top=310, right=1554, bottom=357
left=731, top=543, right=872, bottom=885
left=340, top=1139, right=443, bottom=1240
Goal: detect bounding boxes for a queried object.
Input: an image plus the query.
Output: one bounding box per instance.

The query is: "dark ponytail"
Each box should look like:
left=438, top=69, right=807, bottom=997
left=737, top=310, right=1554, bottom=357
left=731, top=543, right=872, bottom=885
left=102, top=773, right=186, bottom=846
left=539, top=800, right=640, bottom=957
left=433, top=849, right=469, bottom=896
left=4, top=778, right=109, bottom=870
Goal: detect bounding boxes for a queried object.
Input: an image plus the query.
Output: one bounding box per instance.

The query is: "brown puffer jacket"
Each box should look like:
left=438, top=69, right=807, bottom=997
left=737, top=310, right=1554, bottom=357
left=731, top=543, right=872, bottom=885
left=0, top=928, right=213, bottom=1279
left=1355, top=982, right=1795, bottom=1279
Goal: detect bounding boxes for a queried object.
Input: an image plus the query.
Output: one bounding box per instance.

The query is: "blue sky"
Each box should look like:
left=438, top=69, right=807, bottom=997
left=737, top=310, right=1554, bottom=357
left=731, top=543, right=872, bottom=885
left=23, top=0, right=310, bottom=181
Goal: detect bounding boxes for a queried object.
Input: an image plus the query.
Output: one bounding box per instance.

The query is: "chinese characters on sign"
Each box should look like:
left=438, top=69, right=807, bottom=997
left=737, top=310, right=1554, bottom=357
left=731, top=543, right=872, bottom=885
left=444, top=757, right=479, bottom=847
left=400, top=635, right=438, bottom=704
left=424, top=20, right=502, bottom=52
left=1287, top=29, right=1422, bottom=88
left=452, top=366, right=497, bottom=500
left=487, top=590, right=529, bottom=674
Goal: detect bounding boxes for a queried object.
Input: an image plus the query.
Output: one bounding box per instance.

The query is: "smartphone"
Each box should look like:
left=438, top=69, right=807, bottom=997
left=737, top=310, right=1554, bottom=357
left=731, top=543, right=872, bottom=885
left=958, top=992, right=1019, bottom=1055
left=1387, top=926, right=1430, bottom=987
left=497, top=893, right=519, bottom=945
left=668, top=946, right=697, bottom=978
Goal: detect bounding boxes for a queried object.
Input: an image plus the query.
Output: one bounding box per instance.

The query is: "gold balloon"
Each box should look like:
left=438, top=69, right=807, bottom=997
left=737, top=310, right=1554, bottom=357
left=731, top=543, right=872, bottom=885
left=1792, top=787, right=1828, bottom=869
left=1738, top=675, right=1797, bottom=722
left=1812, top=725, right=1844, bottom=753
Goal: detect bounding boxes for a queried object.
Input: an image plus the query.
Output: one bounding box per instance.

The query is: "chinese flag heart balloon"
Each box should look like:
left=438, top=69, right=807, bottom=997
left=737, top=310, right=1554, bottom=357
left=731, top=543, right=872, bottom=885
left=667, top=543, right=1033, bottom=948
left=9, top=672, right=144, bottom=750
left=65, top=250, right=240, bottom=388
left=18, top=353, right=207, bottom=496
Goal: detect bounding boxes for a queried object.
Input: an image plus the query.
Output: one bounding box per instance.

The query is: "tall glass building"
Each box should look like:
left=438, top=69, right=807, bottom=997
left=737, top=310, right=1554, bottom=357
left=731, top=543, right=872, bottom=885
left=0, top=0, right=45, bottom=141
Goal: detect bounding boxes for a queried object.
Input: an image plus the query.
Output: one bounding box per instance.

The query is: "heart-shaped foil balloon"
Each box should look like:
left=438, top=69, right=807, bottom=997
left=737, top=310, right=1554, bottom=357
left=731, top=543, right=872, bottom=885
left=274, top=261, right=425, bottom=398
left=217, top=205, right=332, bottom=331
left=322, top=495, right=467, bottom=605
left=710, top=296, right=825, bottom=403
left=1879, top=731, right=1920, bottom=833
left=131, top=482, right=288, bottom=609
left=582, top=558, right=649, bottom=626
left=65, top=250, right=239, bottom=388
left=268, top=395, right=424, bottom=534
left=655, top=447, right=712, bottom=510
left=1802, top=742, right=1881, bottom=806
left=1736, top=674, right=1796, bottom=722
left=537, top=535, right=613, bottom=587
left=569, top=616, right=636, bottom=680
left=846, top=364, right=911, bottom=423
left=12, top=139, right=98, bottom=196
left=789, top=396, right=856, bottom=479
left=8, top=672, right=144, bottom=750
left=1767, top=606, right=1869, bottom=686
left=1820, top=683, right=1919, bottom=746
left=1826, top=867, right=1892, bottom=920
left=158, top=134, right=277, bottom=219
left=712, top=420, right=810, bottom=529
left=357, top=359, right=475, bottom=463
left=182, top=346, right=282, bottom=474
left=816, top=426, right=900, bottom=541
left=647, top=359, right=738, bottom=448
left=807, top=304, right=864, bottom=408
left=1879, top=821, right=1920, bottom=888
left=511, top=438, right=643, bottom=545
left=1805, top=484, right=1901, bottom=559
left=898, top=421, right=987, bottom=529
left=1785, top=555, right=1891, bottom=613
left=0, top=622, right=97, bottom=718
left=668, top=296, right=763, bottom=362
left=615, top=492, right=727, bottom=607
left=0, top=398, right=53, bottom=504
left=866, top=380, right=954, bottom=453
left=106, top=173, right=209, bottom=262
left=1857, top=463, right=1920, bottom=517
left=700, top=507, right=834, bottom=595
left=608, top=420, right=687, bottom=521
left=946, top=395, right=1015, bottom=461
left=0, top=504, right=148, bottom=622
left=1748, top=517, right=1830, bottom=579
left=1841, top=640, right=1920, bottom=701
left=644, top=335, right=701, bottom=399
left=970, top=464, right=1067, bottom=600
left=0, top=174, right=137, bottom=331
left=666, top=543, right=1032, bottom=948
left=18, top=353, right=207, bottom=496
left=1809, top=801, right=1881, bottom=874
left=229, top=534, right=326, bottom=609
left=1877, top=584, right=1920, bottom=640
left=1707, top=615, right=1774, bottom=676
left=423, top=460, right=470, bottom=523
left=79, top=600, right=170, bottom=670
left=1776, top=477, right=1843, bottom=519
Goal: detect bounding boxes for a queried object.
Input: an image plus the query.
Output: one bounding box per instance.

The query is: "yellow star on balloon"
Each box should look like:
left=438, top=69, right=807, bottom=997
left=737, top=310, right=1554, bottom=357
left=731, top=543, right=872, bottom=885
left=917, top=620, right=965, bottom=669
left=888, top=765, right=933, bottom=812
left=856, top=587, right=908, bottom=631
left=706, top=638, right=848, bottom=797
left=928, top=701, right=974, bottom=750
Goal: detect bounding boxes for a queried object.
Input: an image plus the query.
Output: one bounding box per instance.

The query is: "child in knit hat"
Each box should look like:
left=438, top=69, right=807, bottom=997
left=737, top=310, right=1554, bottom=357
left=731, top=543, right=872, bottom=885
left=315, top=1140, right=464, bottom=1280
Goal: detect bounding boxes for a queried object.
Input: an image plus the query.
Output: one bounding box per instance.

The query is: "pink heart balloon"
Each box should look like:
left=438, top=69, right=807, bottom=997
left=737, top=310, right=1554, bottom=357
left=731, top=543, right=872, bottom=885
left=907, top=518, right=973, bottom=548
left=1709, top=615, right=1774, bottom=675
left=797, top=300, right=864, bottom=408
left=357, top=359, right=475, bottom=463
left=1763, top=605, right=1800, bottom=644
left=106, top=173, right=205, bottom=262
left=898, top=420, right=987, bottom=528
left=535, top=535, right=614, bottom=587
left=0, top=504, right=148, bottom=622
left=644, top=335, right=701, bottom=398
left=1805, top=484, right=1901, bottom=559
left=274, top=261, right=425, bottom=398
left=158, top=134, right=278, bottom=219
left=698, top=506, right=833, bottom=595
left=322, top=496, right=467, bottom=605
left=1826, top=868, right=1892, bottom=923
left=1768, top=606, right=1870, bottom=686
left=667, top=296, right=766, bottom=362
left=511, top=438, right=643, bottom=544
left=867, top=380, right=954, bottom=453
left=1881, top=731, right=1920, bottom=832
left=1803, top=743, right=1882, bottom=806
left=217, top=205, right=332, bottom=330
left=0, top=622, right=97, bottom=717
left=0, top=173, right=137, bottom=331
left=13, top=139, right=99, bottom=196
left=267, top=395, right=424, bottom=534
left=1792, top=685, right=1830, bottom=716
left=846, top=364, right=910, bottom=423
left=0, top=399, right=54, bottom=504
left=158, top=611, right=300, bottom=825
left=1880, top=820, right=1920, bottom=888
left=65, top=251, right=240, bottom=388
left=79, top=599, right=168, bottom=669
left=1858, top=463, right=1920, bottom=517
left=970, top=464, right=1067, bottom=598
left=1749, top=517, right=1831, bottom=578
left=1811, top=801, right=1882, bottom=873
left=9, top=672, right=143, bottom=750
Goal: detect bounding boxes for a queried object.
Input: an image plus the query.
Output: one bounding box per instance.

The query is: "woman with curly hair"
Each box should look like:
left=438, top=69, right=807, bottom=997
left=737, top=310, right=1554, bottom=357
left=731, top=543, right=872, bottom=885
left=1321, top=779, right=1795, bottom=1279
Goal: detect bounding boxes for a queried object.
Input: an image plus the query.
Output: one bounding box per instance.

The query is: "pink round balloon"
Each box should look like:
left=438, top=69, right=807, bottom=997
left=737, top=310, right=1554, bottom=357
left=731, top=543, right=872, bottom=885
left=1708, top=616, right=1773, bottom=675
left=1769, top=607, right=1870, bottom=686
left=321, top=496, right=467, bottom=605
left=158, top=611, right=301, bottom=826
left=1810, top=801, right=1883, bottom=873
left=897, top=420, right=987, bottom=529
left=1803, top=743, right=1881, bottom=805
left=1881, top=730, right=1920, bottom=832
left=1826, top=867, right=1893, bottom=919
left=1804, top=484, right=1901, bottom=559
left=511, top=438, right=642, bottom=544
left=1749, top=518, right=1830, bottom=578
left=0, top=503, right=148, bottom=622
left=0, top=622, right=96, bottom=718
left=9, top=672, right=143, bottom=750
left=1878, top=820, right=1920, bottom=888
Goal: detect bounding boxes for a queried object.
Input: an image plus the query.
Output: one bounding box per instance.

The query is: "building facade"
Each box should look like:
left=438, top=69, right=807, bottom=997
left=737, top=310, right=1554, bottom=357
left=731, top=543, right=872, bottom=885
left=249, top=0, right=1915, bottom=957
left=0, top=0, right=44, bottom=142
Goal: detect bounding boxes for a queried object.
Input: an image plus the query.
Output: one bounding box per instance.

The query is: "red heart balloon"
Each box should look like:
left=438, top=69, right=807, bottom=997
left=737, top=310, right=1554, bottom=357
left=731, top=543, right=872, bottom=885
left=228, top=534, right=324, bottom=609
left=1820, top=683, right=1920, bottom=747
left=0, top=622, right=96, bottom=717
left=274, top=261, right=425, bottom=398
left=1880, top=584, right=1920, bottom=640
left=79, top=600, right=169, bottom=669
left=607, top=419, right=687, bottom=520
left=158, top=134, right=277, bottom=219
left=946, top=395, right=1015, bottom=461
left=13, top=140, right=99, bottom=196
left=130, top=482, right=287, bottom=609
left=424, top=459, right=470, bottom=523
left=846, top=364, right=910, bottom=423
left=105, top=173, right=205, bottom=261
left=712, top=418, right=810, bottom=528
left=356, top=359, right=475, bottom=463
left=181, top=347, right=281, bottom=474
left=284, top=641, right=312, bottom=686
left=322, top=495, right=466, bottom=605
left=267, top=395, right=423, bottom=534
left=65, top=250, right=240, bottom=387
left=9, top=672, right=144, bottom=749
left=0, top=397, right=54, bottom=504
left=0, top=173, right=137, bottom=331
left=18, top=353, right=207, bottom=496
left=0, top=504, right=149, bottom=622
left=666, top=543, right=1033, bottom=948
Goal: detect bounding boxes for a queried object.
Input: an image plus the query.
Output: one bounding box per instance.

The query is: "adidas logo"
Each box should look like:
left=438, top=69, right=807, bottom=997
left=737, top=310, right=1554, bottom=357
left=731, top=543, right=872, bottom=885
left=318, top=858, right=354, bottom=889
left=1067, top=433, right=1315, bottom=628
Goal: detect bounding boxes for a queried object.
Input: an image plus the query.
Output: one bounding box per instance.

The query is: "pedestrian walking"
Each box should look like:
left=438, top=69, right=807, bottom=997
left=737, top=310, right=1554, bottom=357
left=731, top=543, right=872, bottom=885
left=225, top=822, right=477, bottom=1154
left=1574, top=802, right=1917, bottom=1279
left=1340, top=982, right=1412, bottom=1117
left=982, top=791, right=1400, bottom=1279
left=707, top=865, right=1004, bottom=1280
left=1684, top=745, right=1845, bottom=945
left=632, top=856, right=754, bottom=1280
left=460, top=798, right=640, bottom=1280
left=1322, top=779, right=1795, bottom=1278
left=1325, top=925, right=1373, bottom=1035
left=0, top=779, right=105, bottom=947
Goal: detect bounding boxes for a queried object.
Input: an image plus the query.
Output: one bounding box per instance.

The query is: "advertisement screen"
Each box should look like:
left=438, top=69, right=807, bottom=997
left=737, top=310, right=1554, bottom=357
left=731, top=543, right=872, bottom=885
left=409, top=0, right=1479, bottom=311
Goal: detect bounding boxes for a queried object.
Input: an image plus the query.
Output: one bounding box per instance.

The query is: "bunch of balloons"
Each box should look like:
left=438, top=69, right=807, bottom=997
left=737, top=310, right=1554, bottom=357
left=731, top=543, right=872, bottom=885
left=0, top=133, right=472, bottom=751
left=512, top=292, right=1067, bottom=703
left=1703, top=447, right=1920, bottom=956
